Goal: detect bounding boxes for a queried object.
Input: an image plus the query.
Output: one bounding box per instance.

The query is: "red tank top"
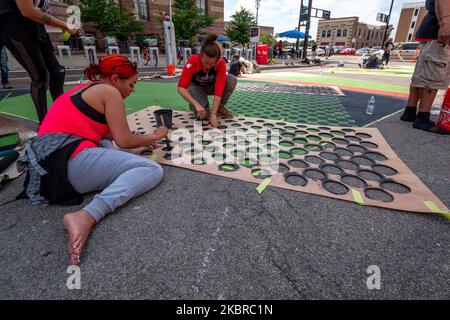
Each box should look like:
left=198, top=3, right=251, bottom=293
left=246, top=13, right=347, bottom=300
left=38, top=82, right=111, bottom=159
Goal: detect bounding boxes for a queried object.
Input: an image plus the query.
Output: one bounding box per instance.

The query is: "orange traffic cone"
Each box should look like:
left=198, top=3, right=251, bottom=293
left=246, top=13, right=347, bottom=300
left=437, top=88, right=450, bottom=130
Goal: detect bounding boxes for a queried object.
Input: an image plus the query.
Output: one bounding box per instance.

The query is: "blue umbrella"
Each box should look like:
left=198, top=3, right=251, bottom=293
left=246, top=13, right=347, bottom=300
left=217, top=35, right=229, bottom=42
left=278, top=30, right=310, bottom=39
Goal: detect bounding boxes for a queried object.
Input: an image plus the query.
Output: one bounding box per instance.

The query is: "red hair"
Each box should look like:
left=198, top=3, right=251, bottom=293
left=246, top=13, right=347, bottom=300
left=84, top=54, right=138, bottom=81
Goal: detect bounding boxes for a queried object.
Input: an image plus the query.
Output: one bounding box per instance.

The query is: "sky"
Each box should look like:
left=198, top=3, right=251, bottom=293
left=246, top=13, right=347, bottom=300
left=224, top=0, right=419, bottom=40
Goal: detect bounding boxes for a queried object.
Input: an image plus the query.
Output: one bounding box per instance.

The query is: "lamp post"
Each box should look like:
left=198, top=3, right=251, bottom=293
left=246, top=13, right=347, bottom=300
left=381, top=0, right=394, bottom=49
left=256, top=0, right=261, bottom=26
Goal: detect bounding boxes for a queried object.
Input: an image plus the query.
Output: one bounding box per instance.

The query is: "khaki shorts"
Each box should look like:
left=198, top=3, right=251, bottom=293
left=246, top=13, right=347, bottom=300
left=411, top=40, right=450, bottom=90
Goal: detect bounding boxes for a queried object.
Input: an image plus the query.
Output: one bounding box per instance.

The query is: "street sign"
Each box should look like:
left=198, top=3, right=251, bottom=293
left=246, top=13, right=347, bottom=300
left=377, top=13, right=388, bottom=23
left=322, top=10, right=331, bottom=19
left=250, top=27, right=260, bottom=44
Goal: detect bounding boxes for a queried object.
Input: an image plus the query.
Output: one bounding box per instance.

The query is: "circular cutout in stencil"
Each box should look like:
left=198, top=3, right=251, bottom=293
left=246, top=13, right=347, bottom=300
left=215, top=137, right=227, bottom=143
left=341, top=174, right=368, bottom=188
left=241, top=158, right=259, bottom=168
left=335, top=159, right=359, bottom=171
left=355, top=132, right=372, bottom=139
left=284, top=172, right=308, bottom=186
left=305, top=155, right=325, bottom=165
left=331, top=130, right=345, bottom=136
left=259, top=154, right=277, bottom=163
left=320, top=142, right=336, bottom=150
left=263, top=123, right=275, bottom=128
left=342, top=128, right=356, bottom=133
left=201, top=140, right=212, bottom=146
left=305, top=144, right=323, bottom=152
left=360, top=141, right=379, bottom=149
left=307, top=135, right=322, bottom=142
left=345, top=135, right=362, bottom=143
left=247, top=146, right=262, bottom=154
left=319, top=151, right=339, bottom=161
left=357, top=169, right=383, bottom=182
left=318, top=126, right=331, bottom=131
left=232, top=150, right=246, bottom=158
left=265, top=143, right=279, bottom=151
left=331, top=137, right=349, bottom=145
left=272, top=163, right=290, bottom=173
left=320, top=164, right=344, bottom=176
left=293, top=137, right=308, bottom=145
left=380, top=180, right=411, bottom=194
left=188, top=148, right=202, bottom=156
left=350, top=155, right=375, bottom=167
left=251, top=168, right=273, bottom=179
left=204, top=146, right=217, bottom=153
left=277, top=151, right=294, bottom=159
left=244, top=121, right=254, bottom=126
left=347, top=144, right=367, bottom=154
left=304, top=168, right=327, bottom=181
left=334, top=148, right=354, bottom=158
left=295, top=130, right=308, bottom=136
left=307, top=128, right=320, bottom=133
left=223, top=143, right=236, bottom=149
left=238, top=140, right=251, bottom=147
left=219, top=163, right=239, bottom=172
left=319, top=132, right=333, bottom=139
left=365, top=188, right=394, bottom=203
left=191, top=158, right=206, bottom=165
left=296, top=124, right=308, bottom=128
left=365, top=151, right=388, bottom=161
left=291, top=147, right=308, bottom=156
left=372, top=164, right=398, bottom=176
left=285, top=126, right=297, bottom=131
left=289, top=159, right=310, bottom=169
left=212, top=153, right=226, bottom=161
left=281, top=132, right=295, bottom=139
left=280, top=140, right=295, bottom=148
left=322, top=180, right=350, bottom=195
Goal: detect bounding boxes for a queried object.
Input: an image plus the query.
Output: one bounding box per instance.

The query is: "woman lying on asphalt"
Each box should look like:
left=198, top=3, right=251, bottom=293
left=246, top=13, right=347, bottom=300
left=24, top=54, right=167, bottom=265
left=178, top=33, right=237, bottom=128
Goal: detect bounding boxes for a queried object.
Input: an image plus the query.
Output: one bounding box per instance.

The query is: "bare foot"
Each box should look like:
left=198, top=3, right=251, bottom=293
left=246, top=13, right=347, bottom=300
left=63, top=210, right=96, bottom=265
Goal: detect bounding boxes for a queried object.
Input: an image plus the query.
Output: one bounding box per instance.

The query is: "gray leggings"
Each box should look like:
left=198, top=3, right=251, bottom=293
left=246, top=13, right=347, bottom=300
left=68, top=141, right=163, bottom=222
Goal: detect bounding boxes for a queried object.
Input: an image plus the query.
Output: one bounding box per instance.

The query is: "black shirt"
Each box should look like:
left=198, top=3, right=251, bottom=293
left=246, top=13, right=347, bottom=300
left=416, top=0, right=439, bottom=40
left=229, top=60, right=242, bottom=77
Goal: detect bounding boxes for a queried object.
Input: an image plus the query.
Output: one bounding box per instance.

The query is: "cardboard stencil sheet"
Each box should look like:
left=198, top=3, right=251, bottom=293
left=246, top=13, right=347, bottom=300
left=128, top=107, right=449, bottom=215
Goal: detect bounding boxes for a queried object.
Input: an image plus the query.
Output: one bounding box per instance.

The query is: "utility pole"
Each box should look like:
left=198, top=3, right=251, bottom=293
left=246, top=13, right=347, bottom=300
left=295, top=0, right=304, bottom=54
left=256, top=0, right=261, bottom=26
left=381, top=0, right=394, bottom=49
left=302, top=0, right=313, bottom=60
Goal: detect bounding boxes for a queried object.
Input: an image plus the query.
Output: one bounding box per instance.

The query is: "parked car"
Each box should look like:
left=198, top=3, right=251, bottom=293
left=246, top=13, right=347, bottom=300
left=392, top=42, right=420, bottom=61
left=356, top=47, right=370, bottom=55
left=333, top=46, right=345, bottom=54
left=338, top=48, right=357, bottom=55
left=316, top=47, right=325, bottom=56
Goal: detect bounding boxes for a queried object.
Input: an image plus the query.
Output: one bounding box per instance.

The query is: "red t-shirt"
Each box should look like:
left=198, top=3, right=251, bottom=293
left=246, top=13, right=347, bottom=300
left=178, top=54, right=227, bottom=97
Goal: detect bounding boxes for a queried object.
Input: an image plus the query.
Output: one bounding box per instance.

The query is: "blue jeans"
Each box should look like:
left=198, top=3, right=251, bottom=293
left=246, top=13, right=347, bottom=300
left=67, top=141, right=164, bottom=222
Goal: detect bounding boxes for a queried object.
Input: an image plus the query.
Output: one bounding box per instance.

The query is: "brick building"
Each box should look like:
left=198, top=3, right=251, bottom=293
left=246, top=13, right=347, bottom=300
left=394, top=1, right=427, bottom=43
left=316, top=17, right=393, bottom=49
left=47, top=0, right=224, bottom=50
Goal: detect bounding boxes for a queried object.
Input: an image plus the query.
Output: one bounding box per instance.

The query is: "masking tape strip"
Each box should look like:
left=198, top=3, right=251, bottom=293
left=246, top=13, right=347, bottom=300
left=352, top=189, right=365, bottom=206
left=424, top=201, right=450, bottom=220
left=256, top=178, right=272, bottom=194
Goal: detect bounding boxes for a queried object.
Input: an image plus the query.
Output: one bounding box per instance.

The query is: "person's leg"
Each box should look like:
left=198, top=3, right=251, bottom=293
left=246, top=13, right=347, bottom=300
left=401, top=86, right=421, bottom=122
left=64, top=147, right=163, bottom=264
left=413, top=88, right=438, bottom=131
left=216, top=74, right=237, bottom=119
left=188, top=83, right=211, bottom=120
left=0, top=16, right=49, bottom=122
left=40, top=35, right=66, bottom=100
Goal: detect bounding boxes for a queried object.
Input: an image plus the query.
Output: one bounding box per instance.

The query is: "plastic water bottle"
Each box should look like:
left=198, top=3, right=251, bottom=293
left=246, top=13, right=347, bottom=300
left=366, top=96, right=375, bottom=115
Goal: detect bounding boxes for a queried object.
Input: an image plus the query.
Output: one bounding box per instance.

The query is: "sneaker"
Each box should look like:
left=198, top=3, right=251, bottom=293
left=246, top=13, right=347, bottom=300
left=217, top=106, right=233, bottom=119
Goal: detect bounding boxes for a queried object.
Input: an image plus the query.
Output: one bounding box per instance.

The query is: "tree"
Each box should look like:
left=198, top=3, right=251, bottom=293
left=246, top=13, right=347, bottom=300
left=79, top=0, right=143, bottom=41
left=260, top=32, right=277, bottom=47
left=225, top=7, right=256, bottom=47
left=171, top=0, right=216, bottom=43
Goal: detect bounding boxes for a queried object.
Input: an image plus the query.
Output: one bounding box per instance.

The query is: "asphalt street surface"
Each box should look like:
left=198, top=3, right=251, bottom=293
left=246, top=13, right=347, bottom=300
left=0, top=108, right=448, bottom=299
